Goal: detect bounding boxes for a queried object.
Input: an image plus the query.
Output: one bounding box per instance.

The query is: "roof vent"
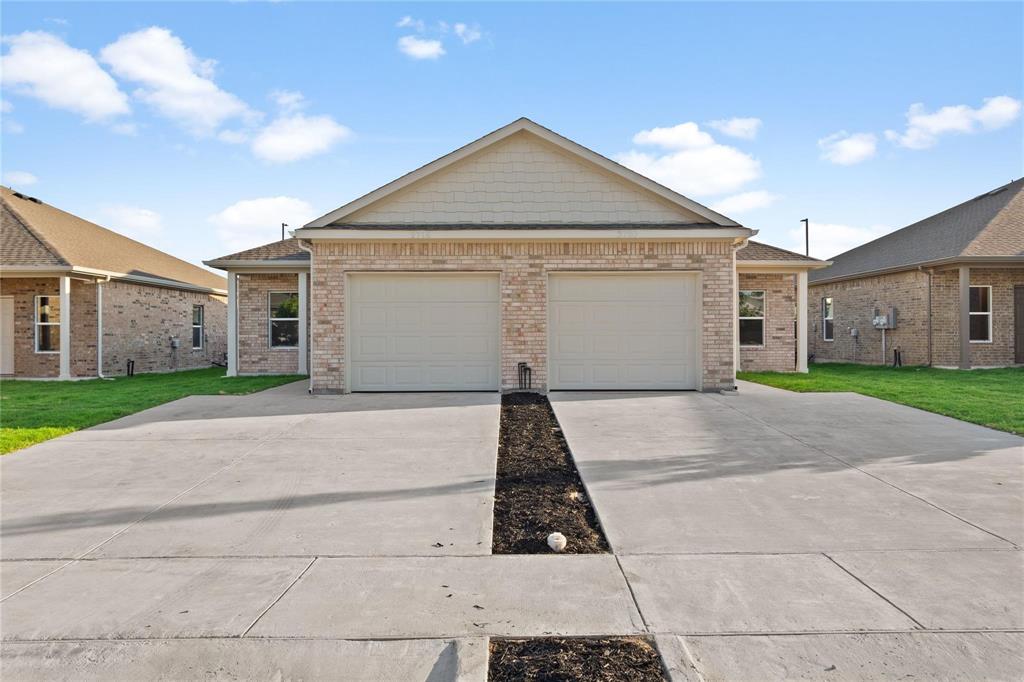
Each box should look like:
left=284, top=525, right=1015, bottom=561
left=975, top=185, right=1008, bottom=201
left=11, top=191, right=42, bottom=204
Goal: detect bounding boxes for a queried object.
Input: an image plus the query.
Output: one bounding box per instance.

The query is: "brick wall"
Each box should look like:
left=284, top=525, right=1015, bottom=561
left=930, top=267, right=1023, bottom=367
left=808, top=267, right=1023, bottom=367
left=0, top=278, right=98, bottom=377
left=808, top=270, right=930, bottom=366
left=237, top=272, right=302, bottom=375
left=738, top=272, right=796, bottom=372
left=307, top=239, right=736, bottom=393
left=1, top=277, right=225, bottom=377
left=100, top=280, right=227, bottom=376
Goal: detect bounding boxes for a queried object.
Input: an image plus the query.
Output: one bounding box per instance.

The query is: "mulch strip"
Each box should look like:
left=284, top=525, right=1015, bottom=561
left=489, top=637, right=667, bottom=681
left=492, top=392, right=609, bottom=554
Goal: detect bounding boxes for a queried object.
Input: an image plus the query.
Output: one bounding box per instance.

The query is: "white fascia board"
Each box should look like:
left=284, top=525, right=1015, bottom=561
left=295, top=227, right=754, bottom=241
left=0, top=266, right=73, bottom=277
left=204, top=260, right=310, bottom=272
left=70, top=267, right=228, bottom=296
left=738, top=260, right=832, bottom=272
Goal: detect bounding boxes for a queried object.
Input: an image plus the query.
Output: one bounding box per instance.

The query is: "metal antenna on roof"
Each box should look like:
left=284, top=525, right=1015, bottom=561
left=282, top=223, right=288, bottom=241
left=801, top=218, right=809, bottom=256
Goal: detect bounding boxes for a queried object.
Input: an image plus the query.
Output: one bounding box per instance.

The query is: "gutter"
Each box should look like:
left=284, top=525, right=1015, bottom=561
left=293, top=227, right=755, bottom=241
left=810, top=255, right=1024, bottom=286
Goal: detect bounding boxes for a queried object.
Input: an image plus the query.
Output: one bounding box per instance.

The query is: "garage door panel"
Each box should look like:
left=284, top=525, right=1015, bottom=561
left=549, top=273, right=698, bottom=390
left=350, top=274, right=500, bottom=391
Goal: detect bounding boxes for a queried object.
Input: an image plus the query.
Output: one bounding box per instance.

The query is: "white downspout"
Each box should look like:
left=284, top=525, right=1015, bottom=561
left=298, top=271, right=308, bottom=376
left=297, top=240, right=314, bottom=394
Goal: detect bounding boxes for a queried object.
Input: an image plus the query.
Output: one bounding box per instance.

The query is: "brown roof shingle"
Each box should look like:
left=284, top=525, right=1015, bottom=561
left=737, top=240, right=824, bottom=263
left=207, top=238, right=309, bottom=264
left=1, top=187, right=226, bottom=291
left=810, top=178, right=1024, bottom=283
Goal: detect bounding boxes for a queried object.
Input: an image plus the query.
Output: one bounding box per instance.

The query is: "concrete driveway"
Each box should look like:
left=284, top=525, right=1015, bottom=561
left=551, top=381, right=1024, bottom=679
left=2, top=380, right=1022, bottom=680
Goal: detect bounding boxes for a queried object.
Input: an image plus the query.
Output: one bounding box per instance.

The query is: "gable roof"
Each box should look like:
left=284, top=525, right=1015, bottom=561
left=205, top=238, right=309, bottom=268
left=1, top=187, right=226, bottom=292
left=810, top=178, right=1024, bottom=283
left=737, top=240, right=825, bottom=264
left=302, top=117, right=742, bottom=230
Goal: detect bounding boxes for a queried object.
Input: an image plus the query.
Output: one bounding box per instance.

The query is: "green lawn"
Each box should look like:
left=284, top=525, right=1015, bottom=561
left=738, top=364, right=1024, bottom=435
left=0, top=368, right=304, bottom=454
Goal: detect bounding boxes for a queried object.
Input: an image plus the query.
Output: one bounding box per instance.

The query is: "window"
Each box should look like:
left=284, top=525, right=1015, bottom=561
left=738, top=290, right=765, bottom=346
left=192, top=305, right=204, bottom=349
left=969, top=285, right=992, bottom=343
left=822, top=297, right=834, bottom=341
left=269, top=292, right=299, bottom=348
left=34, top=295, right=60, bottom=353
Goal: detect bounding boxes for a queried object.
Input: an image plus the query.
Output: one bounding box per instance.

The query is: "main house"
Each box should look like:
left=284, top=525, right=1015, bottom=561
left=206, top=118, right=825, bottom=393
left=809, top=179, right=1024, bottom=368
left=1, top=187, right=228, bottom=378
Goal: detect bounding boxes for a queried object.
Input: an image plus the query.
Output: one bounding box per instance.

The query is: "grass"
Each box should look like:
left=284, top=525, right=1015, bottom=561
left=738, top=363, right=1024, bottom=435
left=0, top=368, right=304, bottom=454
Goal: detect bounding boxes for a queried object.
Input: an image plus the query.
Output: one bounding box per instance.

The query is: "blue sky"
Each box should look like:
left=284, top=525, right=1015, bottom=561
left=2, top=2, right=1022, bottom=269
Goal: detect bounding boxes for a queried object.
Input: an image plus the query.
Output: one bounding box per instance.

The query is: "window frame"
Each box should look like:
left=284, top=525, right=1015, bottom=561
left=268, top=291, right=300, bottom=349
left=968, top=285, right=993, bottom=344
left=738, top=289, right=766, bottom=348
left=822, top=297, right=834, bottom=341
left=192, top=304, right=204, bottom=350
left=34, top=294, right=61, bottom=354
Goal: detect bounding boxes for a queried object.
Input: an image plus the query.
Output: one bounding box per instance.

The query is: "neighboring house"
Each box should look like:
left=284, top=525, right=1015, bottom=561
left=808, top=179, right=1024, bottom=368
left=205, top=118, right=825, bottom=393
left=1, top=187, right=228, bottom=378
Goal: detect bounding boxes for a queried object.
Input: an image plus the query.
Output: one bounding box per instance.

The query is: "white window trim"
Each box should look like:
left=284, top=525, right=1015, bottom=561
left=34, top=294, right=60, bottom=354
left=739, top=289, right=766, bottom=348
left=268, top=291, right=299, bottom=349
left=192, top=304, right=204, bottom=350
left=969, top=284, right=993, bottom=344
left=822, top=296, right=834, bottom=341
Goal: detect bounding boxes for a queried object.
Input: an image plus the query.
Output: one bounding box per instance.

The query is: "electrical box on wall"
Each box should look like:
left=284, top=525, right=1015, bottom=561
left=871, top=307, right=897, bottom=330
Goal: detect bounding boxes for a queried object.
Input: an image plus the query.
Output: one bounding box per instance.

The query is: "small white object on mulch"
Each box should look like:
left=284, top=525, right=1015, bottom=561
left=547, top=532, right=567, bottom=552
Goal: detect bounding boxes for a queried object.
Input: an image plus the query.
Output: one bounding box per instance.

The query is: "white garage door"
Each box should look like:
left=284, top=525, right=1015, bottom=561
left=548, top=273, right=699, bottom=390
left=348, top=273, right=500, bottom=391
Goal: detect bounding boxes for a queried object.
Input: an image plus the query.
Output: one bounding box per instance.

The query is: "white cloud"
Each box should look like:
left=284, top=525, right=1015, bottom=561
left=100, top=27, right=253, bottom=135
left=250, top=113, right=351, bottom=163
left=454, top=23, right=482, bottom=44
left=99, top=204, right=163, bottom=238
left=111, top=122, right=138, bottom=136
left=0, top=99, right=11, bottom=113
left=708, top=117, right=762, bottom=140
left=1, top=31, right=130, bottom=121
left=885, top=96, right=1022, bottom=150
left=397, top=16, right=426, bottom=32
left=217, top=128, right=249, bottom=144
left=788, top=221, right=893, bottom=260
left=617, top=122, right=761, bottom=196
left=270, top=89, right=305, bottom=114
left=632, top=122, right=714, bottom=149
left=3, top=170, right=38, bottom=186
left=818, top=131, right=877, bottom=165
left=712, top=190, right=780, bottom=215
left=397, top=35, right=445, bottom=60
left=3, top=118, right=25, bottom=134
left=209, top=196, right=316, bottom=251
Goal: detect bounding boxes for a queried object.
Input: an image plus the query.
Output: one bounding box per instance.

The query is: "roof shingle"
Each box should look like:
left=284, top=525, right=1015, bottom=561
left=207, top=238, right=309, bottom=263
left=810, top=179, right=1024, bottom=283
left=737, top=240, right=824, bottom=263
left=1, top=187, right=226, bottom=291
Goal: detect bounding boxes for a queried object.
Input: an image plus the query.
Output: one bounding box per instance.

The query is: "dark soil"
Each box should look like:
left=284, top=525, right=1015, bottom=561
left=492, top=392, right=610, bottom=554
left=489, top=637, right=667, bottom=681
